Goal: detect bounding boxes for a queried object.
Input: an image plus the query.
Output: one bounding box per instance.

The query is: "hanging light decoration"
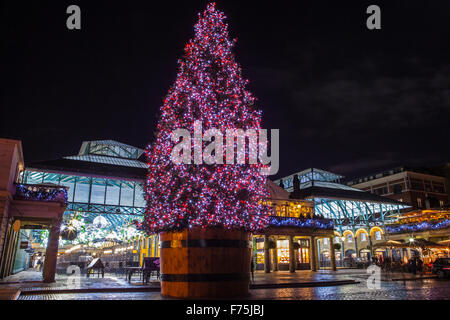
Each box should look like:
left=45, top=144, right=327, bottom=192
left=93, top=216, right=109, bottom=229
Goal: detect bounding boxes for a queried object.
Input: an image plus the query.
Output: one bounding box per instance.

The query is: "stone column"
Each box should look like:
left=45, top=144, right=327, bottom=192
left=43, top=217, right=62, bottom=283
left=354, top=232, right=359, bottom=257
left=310, top=236, right=317, bottom=272
left=264, top=235, right=270, bottom=273
left=329, top=237, right=337, bottom=271
left=367, top=229, right=373, bottom=262
left=289, top=235, right=295, bottom=273
left=272, top=238, right=278, bottom=271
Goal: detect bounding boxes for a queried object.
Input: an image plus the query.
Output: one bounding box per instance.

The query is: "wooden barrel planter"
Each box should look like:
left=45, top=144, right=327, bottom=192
left=160, top=227, right=251, bottom=299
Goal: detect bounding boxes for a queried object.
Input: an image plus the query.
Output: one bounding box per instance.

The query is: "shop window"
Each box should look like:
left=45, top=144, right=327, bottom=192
left=255, top=238, right=265, bottom=265
left=277, top=240, right=289, bottom=264
left=256, top=240, right=264, bottom=250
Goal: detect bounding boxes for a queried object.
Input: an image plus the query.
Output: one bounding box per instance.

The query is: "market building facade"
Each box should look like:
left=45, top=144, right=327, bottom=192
left=1, top=138, right=338, bottom=281
left=275, top=168, right=410, bottom=266
left=0, top=139, right=67, bottom=281
left=256, top=181, right=335, bottom=272
left=19, top=139, right=160, bottom=273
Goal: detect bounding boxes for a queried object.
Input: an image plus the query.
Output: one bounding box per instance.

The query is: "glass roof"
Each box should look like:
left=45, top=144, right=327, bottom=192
left=275, top=168, right=348, bottom=192
left=314, top=197, right=410, bottom=228
left=65, top=154, right=148, bottom=168
left=301, top=181, right=363, bottom=192
left=79, top=140, right=145, bottom=160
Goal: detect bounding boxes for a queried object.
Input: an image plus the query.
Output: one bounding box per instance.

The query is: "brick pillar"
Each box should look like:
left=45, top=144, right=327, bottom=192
left=1, top=224, right=17, bottom=278
left=310, top=236, right=317, bottom=272
left=330, top=237, right=337, bottom=271
left=264, top=235, right=270, bottom=273
left=43, top=217, right=62, bottom=283
left=0, top=194, right=11, bottom=271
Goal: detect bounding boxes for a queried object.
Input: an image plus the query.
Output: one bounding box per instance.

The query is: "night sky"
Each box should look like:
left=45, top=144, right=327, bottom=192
left=2, top=0, right=450, bottom=180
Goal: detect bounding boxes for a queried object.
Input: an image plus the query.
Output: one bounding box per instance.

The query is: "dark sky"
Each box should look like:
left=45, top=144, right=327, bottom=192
left=2, top=0, right=450, bottom=180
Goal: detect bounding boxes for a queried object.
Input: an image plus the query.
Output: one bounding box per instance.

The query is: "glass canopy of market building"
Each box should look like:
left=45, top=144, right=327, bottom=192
left=275, top=168, right=411, bottom=263
left=275, top=168, right=411, bottom=233
left=20, top=140, right=147, bottom=232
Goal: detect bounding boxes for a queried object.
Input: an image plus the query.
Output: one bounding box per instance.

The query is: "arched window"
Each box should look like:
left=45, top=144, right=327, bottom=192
left=375, top=231, right=382, bottom=240
left=360, top=232, right=367, bottom=242
left=347, top=234, right=353, bottom=243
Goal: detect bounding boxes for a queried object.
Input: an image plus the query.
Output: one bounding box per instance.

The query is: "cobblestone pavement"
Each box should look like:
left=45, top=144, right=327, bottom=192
left=250, top=277, right=450, bottom=300
left=17, top=278, right=450, bottom=300
left=0, top=269, right=159, bottom=289
left=6, top=269, right=449, bottom=300
left=0, top=269, right=158, bottom=299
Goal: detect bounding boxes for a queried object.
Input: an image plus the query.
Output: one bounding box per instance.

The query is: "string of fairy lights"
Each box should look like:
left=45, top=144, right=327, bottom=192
left=386, top=220, right=450, bottom=234
left=268, top=217, right=334, bottom=229
left=16, top=184, right=68, bottom=204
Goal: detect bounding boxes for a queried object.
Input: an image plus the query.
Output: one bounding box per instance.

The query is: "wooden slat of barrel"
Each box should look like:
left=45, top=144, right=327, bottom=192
left=160, top=227, right=251, bottom=298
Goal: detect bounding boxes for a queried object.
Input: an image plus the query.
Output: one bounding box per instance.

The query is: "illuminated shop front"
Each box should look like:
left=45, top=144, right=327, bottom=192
left=384, top=209, right=450, bottom=263
left=254, top=181, right=336, bottom=272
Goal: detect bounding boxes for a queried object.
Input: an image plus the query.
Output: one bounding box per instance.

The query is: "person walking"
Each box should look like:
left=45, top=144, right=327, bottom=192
left=36, top=258, right=43, bottom=272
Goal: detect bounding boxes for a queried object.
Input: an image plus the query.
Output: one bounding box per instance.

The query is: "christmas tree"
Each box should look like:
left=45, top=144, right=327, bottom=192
left=143, top=2, right=269, bottom=233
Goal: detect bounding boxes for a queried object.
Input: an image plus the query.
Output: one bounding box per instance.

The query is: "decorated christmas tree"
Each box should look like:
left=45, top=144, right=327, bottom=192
left=143, top=3, right=269, bottom=234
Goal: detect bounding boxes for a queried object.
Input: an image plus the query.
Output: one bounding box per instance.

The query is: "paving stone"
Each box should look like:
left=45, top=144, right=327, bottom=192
left=4, top=269, right=449, bottom=300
